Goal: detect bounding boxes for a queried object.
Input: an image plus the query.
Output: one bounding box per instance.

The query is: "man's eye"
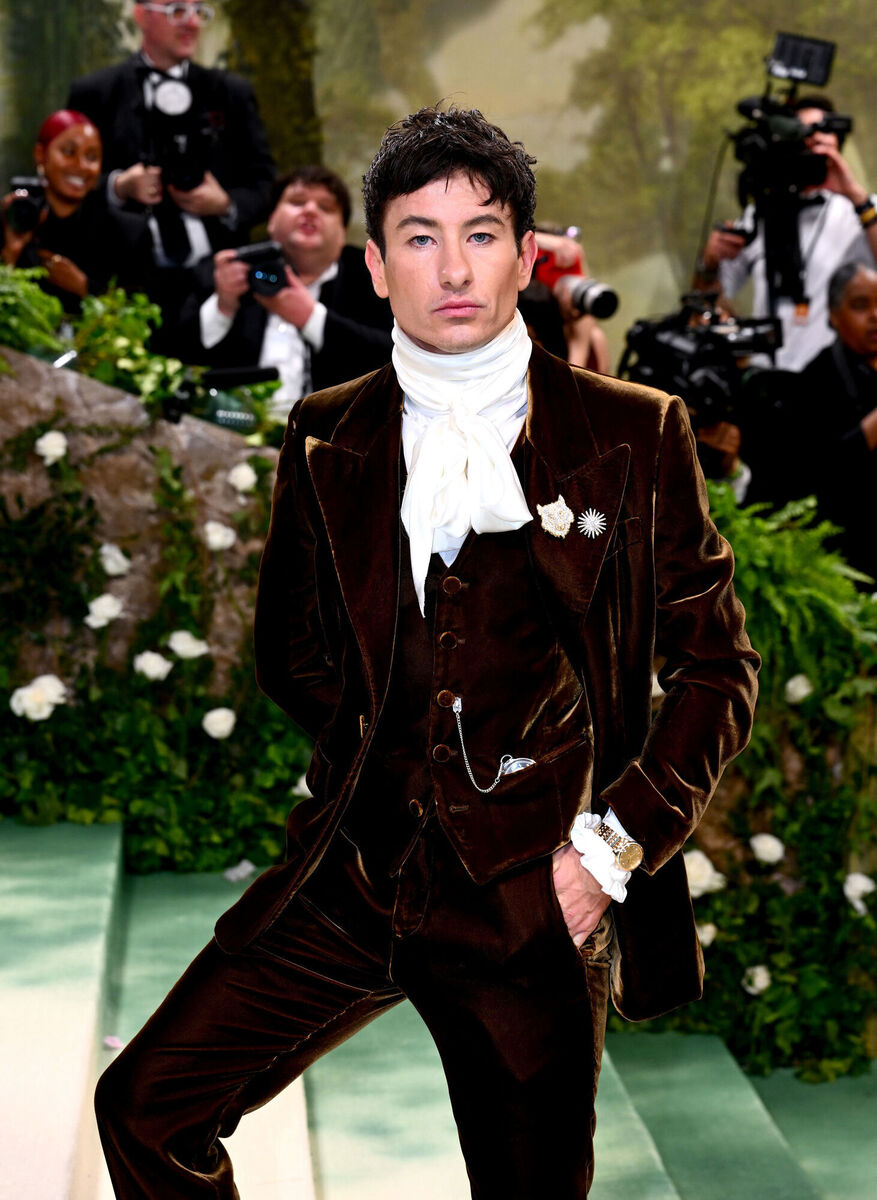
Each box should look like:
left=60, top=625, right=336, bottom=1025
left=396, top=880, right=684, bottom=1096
left=470, top=232, right=493, bottom=244
left=410, top=234, right=433, bottom=247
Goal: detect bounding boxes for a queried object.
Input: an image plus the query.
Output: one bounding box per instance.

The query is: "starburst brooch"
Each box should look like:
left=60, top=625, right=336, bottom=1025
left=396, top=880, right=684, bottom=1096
left=577, top=508, right=607, bottom=538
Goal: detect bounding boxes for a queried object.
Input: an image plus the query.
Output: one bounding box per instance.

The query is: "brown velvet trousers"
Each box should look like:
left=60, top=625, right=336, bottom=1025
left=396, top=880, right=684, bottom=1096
left=95, top=816, right=611, bottom=1199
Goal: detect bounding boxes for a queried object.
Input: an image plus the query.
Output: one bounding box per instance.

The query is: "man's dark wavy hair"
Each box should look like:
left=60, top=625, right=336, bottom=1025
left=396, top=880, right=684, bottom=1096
left=272, top=164, right=352, bottom=227
left=362, top=105, right=537, bottom=255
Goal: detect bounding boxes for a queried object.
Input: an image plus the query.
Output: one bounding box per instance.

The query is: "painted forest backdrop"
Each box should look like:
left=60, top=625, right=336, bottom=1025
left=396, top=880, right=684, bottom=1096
left=2, top=0, right=877, bottom=358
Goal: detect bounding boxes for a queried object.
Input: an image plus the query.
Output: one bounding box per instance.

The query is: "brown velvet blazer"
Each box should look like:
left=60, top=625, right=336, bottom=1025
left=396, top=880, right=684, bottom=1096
left=215, top=344, right=760, bottom=1022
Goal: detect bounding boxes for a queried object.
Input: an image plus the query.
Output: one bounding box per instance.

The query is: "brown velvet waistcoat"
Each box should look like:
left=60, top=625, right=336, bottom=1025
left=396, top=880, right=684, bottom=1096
left=215, top=344, right=760, bottom=1022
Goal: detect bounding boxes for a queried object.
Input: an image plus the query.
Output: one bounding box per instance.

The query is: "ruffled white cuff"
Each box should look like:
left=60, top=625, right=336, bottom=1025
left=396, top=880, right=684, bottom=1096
left=570, top=812, right=631, bottom=903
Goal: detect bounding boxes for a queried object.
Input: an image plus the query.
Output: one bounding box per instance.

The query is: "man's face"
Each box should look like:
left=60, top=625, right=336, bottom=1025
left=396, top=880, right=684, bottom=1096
left=832, top=267, right=877, bottom=359
left=134, top=2, right=202, bottom=68
left=365, top=172, right=536, bottom=354
left=797, top=106, right=839, bottom=155
left=268, top=182, right=347, bottom=267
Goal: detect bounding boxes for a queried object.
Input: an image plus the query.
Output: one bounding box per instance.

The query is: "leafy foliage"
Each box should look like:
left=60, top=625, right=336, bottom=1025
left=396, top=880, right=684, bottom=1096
left=609, top=485, right=877, bottom=1080
left=0, top=265, right=65, bottom=358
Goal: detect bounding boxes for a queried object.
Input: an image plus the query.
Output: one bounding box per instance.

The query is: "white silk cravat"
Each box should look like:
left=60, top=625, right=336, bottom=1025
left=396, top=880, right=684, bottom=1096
left=395, top=311, right=534, bottom=614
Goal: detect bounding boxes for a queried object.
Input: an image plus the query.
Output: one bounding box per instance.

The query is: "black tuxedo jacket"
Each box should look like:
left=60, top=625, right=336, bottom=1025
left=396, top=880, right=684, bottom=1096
left=67, top=54, right=275, bottom=247
left=216, top=345, right=760, bottom=1022
left=182, top=245, right=393, bottom=391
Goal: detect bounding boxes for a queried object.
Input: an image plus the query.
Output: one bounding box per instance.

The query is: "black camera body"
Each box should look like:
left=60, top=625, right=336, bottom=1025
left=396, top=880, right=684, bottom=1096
left=146, top=74, right=215, bottom=193
left=732, top=96, right=852, bottom=204
left=234, top=240, right=287, bottom=296
left=6, top=176, right=46, bottom=234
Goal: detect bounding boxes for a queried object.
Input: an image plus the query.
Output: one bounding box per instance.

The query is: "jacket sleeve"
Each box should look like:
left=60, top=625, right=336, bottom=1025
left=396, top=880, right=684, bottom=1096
left=254, top=403, right=341, bottom=740
left=600, top=395, right=760, bottom=872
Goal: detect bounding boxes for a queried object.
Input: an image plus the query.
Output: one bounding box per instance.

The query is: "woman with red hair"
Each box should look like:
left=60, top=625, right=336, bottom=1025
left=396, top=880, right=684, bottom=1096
left=2, top=110, right=149, bottom=313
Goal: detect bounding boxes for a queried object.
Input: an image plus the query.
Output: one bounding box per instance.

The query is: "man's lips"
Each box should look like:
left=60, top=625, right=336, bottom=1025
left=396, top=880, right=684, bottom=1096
left=434, top=300, right=482, bottom=316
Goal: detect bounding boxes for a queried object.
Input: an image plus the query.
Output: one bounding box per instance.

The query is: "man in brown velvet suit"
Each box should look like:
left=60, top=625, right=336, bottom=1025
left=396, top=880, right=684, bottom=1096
left=96, top=107, right=759, bottom=1198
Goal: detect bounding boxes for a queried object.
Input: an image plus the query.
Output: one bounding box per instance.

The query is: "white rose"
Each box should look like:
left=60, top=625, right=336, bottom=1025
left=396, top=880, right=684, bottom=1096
left=742, top=964, right=772, bottom=995
left=34, top=430, right=68, bottom=465
left=133, top=651, right=174, bottom=681
left=204, top=521, right=237, bottom=551
left=750, top=833, right=785, bottom=865
left=784, top=674, right=814, bottom=705
left=696, top=922, right=717, bottom=948
left=10, top=673, right=67, bottom=721
left=843, top=872, right=876, bottom=917
left=168, top=630, right=210, bottom=659
left=202, top=707, right=236, bottom=739
left=684, top=848, right=726, bottom=898
left=85, top=593, right=124, bottom=629
left=99, top=543, right=131, bottom=577
left=223, top=859, right=257, bottom=883
left=292, top=773, right=311, bottom=797
left=227, top=462, right=258, bottom=493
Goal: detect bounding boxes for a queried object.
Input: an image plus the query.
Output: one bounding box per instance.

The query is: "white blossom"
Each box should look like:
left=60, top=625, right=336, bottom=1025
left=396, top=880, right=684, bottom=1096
left=34, top=430, right=68, bottom=465
left=742, top=964, right=772, bottom=995
left=292, top=773, right=311, bottom=797
left=85, top=593, right=124, bottom=629
left=133, top=651, right=173, bottom=681
left=99, top=543, right=131, bottom=577
left=168, top=630, right=209, bottom=659
left=843, top=872, right=876, bottom=917
left=202, top=707, right=236, bottom=739
left=696, top=922, right=717, bottom=948
left=784, top=673, right=814, bottom=705
left=10, top=674, right=67, bottom=721
left=223, top=859, right=257, bottom=883
left=203, top=521, right=236, bottom=551
left=227, top=462, right=258, bottom=493
left=750, top=833, right=785, bottom=865
left=684, top=848, right=726, bottom=898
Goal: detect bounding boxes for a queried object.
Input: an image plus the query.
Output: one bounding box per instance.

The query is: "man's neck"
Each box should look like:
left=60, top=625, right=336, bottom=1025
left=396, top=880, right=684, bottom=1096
left=140, top=45, right=188, bottom=73
left=288, top=248, right=341, bottom=288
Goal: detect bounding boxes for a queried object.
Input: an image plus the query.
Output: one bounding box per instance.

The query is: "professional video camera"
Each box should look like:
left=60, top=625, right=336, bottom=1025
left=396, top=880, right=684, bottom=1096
left=146, top=74, right=215, bottom=192
left=234, top=240, right=287, bottom=296
left=5, top=176, right=46, bottom=233
left=618, top=296, right=781, bottom=431
left=724, top=32, right=852, bottom=312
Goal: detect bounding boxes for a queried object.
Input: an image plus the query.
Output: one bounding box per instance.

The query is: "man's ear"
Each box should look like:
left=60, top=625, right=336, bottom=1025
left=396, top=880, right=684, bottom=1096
left=365, top=239, right=389, bottom=299
left=517, top=229, right=538, bottom=291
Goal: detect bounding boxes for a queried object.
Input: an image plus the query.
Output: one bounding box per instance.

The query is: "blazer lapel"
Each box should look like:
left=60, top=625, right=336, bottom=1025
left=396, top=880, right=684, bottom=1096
left=305, top=366, right=402, bottom=712
left=525, top=347, right=631, bottom=617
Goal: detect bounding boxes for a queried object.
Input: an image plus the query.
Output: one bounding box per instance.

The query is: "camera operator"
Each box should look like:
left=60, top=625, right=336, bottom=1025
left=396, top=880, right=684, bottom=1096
left=185, top=166, right=393, bottom=420
left=1, top=110, right=150, bottom=315
left=697, top=95, right=877, bottom=370
left=531, top=229, right=613, bottom=373
left=66, top=1, right=275, bottom=345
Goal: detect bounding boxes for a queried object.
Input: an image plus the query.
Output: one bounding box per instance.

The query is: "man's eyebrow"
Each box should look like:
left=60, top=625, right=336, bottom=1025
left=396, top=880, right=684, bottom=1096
left=394, top=213, right=507, bottom=232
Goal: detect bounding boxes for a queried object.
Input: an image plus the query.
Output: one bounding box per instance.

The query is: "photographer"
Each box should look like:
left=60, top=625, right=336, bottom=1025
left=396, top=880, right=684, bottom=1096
left=66, top=1, right=274, bottom=341
left=698, top=95, right=877, bottom=370
left=1, top=110, right=150, bottom=314
left=531, top=229, right=612, bottom=373
left=795, top=261, right=877, bottom=583
left=187, top=166, right=392, bottom=420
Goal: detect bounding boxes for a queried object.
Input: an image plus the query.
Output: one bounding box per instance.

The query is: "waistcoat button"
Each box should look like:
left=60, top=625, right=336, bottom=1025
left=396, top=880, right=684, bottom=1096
left=408, top=798, right=423, bottom=818
left=439, top=631, right=458, bottom=649
left=442, top=576, right=462, bottom=595
left=432, top=743, right=451, bottom=763
left=436, top=689, right=455, bottom=708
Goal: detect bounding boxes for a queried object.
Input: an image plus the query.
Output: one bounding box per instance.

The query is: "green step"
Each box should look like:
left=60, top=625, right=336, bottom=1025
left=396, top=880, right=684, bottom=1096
left=0, top=822, right=123, bottom=1200
left=753, top=1067, right=877, bottom=1200
left=606, top=1032, right=824, bottom=1200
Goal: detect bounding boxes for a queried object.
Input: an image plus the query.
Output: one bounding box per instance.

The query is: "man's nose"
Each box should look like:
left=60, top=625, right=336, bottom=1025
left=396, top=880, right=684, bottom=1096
left=439, top=242, right=472, bottom=288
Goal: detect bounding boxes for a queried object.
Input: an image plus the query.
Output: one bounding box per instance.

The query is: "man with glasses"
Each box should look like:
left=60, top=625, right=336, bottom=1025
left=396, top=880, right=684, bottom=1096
left=67, top=0, right=274, bottom=345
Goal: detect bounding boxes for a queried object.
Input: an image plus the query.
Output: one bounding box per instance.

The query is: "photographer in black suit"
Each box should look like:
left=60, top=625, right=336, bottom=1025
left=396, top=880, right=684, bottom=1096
left=66, top=1, right=274, bottom=346
left=188, top=166, right=393, bottom=421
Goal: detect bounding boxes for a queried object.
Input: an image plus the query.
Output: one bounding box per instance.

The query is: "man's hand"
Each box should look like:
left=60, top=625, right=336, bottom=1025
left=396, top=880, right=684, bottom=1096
left=213, top=248, right=250, bottom=319
left=168, top=171, right=231, bottom=218
left=114, top=163, right=163, bottom=207
left=551, top=841, right=611, bottom=949
left=255, top=266, right=316, bottom=329
left=702, top=224, right=747, bottom=270
left=812, top=143, right=869, bottom=207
